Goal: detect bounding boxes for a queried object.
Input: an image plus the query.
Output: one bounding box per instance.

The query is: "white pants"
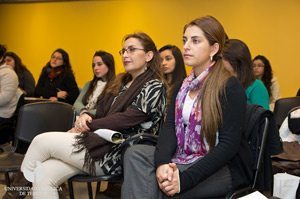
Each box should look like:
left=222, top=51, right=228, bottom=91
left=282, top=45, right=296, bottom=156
left=21, top=132, right=104, bottom=199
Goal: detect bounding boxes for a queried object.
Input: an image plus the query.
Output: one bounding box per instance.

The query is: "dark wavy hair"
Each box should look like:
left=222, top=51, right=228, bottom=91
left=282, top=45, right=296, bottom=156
left=222, top=39, right=255, bottom=89
left=253, top=55, right=273, bottom=97
left=82, top=51, right=116, bottom=104
left=159, top=45, right=186, bottom=105
left=41, top=48, right=73, bottom=76
left=4, top=52, right=29, bottom=74
left=0, top=44, right=7, bottom=65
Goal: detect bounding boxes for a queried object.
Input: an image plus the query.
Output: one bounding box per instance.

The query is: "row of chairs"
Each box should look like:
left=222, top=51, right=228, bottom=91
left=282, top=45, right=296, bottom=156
left=0, top=96, right=300, bottom=198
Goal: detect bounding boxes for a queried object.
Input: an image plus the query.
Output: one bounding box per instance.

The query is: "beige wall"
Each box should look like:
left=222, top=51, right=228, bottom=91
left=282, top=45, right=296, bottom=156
left=0, top=0, right=299, bottom=97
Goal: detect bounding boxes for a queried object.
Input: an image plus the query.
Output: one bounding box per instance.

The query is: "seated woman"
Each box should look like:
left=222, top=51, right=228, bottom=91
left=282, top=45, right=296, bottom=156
left=159, top=45, right=187, bottom=107
left=3, top=32, right=166, bottom=199
left=34, top=48, right=79, bottom=105
left=122, top=16, right=252, bottom=199
left=73, top=51, right=115, bottom=116
left=0, top=44, right=23, bottom=149
left=4, top=52, right=35, bottom=97
left=222, top=39, right=270, bottom=110
left=253, top=55, right=281, bottom=111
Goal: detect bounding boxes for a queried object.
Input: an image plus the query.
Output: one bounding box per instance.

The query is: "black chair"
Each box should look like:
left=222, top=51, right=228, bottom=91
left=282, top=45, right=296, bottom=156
left=226, top=117, right=270, bottom=199
left=273, top=97, right=300, bottom=128
left=0, top=101, right=75, bottom=187
left=226, top=104, right=283, bottom=199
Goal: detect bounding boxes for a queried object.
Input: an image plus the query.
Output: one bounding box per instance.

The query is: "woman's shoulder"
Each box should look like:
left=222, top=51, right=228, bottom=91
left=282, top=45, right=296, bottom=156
left=143, top=79, right=165, bottom=88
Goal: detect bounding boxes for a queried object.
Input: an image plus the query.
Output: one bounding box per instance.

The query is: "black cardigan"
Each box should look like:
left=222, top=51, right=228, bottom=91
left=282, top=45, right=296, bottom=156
left=34, top=70, right=79, bottom=105
left=155, top=77, right=252, bottom=192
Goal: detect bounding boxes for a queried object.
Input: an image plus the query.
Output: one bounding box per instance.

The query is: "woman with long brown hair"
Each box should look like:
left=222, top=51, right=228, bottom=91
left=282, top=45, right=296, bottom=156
left=73, top=50, right=115, bottom=116
left=122, top=16, right=252, bottom=198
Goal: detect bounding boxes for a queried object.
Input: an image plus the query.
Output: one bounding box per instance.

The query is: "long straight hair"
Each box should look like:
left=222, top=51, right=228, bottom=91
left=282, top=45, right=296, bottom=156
left=82, top=51, right=116, bottom=104
left=223, top=39, right=255, bottom=89
left=184, top=16, right=232, bottom=150
left=159, top=45, right=187, bottom=105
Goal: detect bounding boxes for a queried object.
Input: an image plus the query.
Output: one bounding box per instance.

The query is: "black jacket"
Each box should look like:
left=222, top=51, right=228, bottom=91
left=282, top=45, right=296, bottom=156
left=34, top=70, right=79, bottom=105
left=246, top=104, right=283, bottom=192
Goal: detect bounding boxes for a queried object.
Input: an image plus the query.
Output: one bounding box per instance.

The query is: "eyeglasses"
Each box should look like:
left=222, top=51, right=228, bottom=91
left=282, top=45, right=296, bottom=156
left=51, top=56, right=63, bottom=61
left=119, top=47, right=144, bottom=56
left=253, top=64, right=264, bottom=68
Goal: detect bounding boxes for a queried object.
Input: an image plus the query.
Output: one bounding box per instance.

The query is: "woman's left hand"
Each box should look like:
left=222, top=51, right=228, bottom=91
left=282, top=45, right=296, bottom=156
left=74, top=114, right=92, bottom=133
left=57, top=91, right=68, bottom=99
left=161, top=163, right=180, bottom=196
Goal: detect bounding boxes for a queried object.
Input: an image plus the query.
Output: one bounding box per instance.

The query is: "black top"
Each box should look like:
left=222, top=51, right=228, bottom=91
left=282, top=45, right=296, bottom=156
left=155, top=76, right=252, bottom=192
left=297, top=88, right=300, bottom=96
left=34, top=69, right=79, bottom=105
left=17, top=70, right=35, bottom=97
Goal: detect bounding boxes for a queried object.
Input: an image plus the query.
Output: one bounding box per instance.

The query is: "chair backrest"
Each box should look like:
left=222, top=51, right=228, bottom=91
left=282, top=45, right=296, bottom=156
left=14, top=101, right=75, bottom=145
left=274, top=97, right=300, bottom=127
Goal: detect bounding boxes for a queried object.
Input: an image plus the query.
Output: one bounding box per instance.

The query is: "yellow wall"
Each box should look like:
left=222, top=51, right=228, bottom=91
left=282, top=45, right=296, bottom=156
left=0, top=0, right=299, bottom=97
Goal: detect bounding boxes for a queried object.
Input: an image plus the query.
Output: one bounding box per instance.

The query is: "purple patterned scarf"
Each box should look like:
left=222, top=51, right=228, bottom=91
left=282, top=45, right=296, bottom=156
left=172, top=62, right=215, bottom=164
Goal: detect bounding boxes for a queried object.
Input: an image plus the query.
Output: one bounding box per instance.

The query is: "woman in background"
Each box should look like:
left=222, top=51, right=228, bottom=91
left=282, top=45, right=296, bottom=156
left=253, top=55, right=281, bottom=111
left=222, top=39, right=269, bottom=110
left=159, top=45, right=186, bottom=107
left=73, top=51, right=115, bottom=116
left=34, top=48, right=79, bottom=105
left=4, top=52, right=35, bottom=97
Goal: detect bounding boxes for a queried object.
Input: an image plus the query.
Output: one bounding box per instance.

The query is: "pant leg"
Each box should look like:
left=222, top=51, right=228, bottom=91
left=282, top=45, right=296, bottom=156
left=21, top=132, right=105, bottom=198
left=21, top=132, right=104, bottom=175
left=122, top=144, right=164, bottom=199
left=32, top=158, right=84, bottom=199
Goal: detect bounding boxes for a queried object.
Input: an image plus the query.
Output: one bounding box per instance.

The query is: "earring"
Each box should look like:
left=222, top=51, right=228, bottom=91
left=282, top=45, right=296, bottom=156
left=145, top=67, right=147, bottom=71
left=210, top=56, right=213, bottom=61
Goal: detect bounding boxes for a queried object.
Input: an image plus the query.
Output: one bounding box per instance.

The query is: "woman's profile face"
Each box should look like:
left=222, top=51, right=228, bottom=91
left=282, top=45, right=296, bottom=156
left=4, top=56, right=15, bottom=68
left=50, top=52, right=64, bottom=68
left=121, top=37, right=148, bottom=77
left=253, top=59, right=265, bottom=79
left=182, top=25, right=213, bottom=68
left=160, top=49, right=176, bottom=75
left=93, top=56, right=109, bottom=81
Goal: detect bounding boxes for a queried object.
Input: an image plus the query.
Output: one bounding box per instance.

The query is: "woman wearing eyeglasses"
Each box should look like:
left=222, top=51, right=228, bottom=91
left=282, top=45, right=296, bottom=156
left=34, top=48, right=79, bottom=105
left=253, top=55, right=281, bottom=111
left=3, top=32, right=166, bottom=199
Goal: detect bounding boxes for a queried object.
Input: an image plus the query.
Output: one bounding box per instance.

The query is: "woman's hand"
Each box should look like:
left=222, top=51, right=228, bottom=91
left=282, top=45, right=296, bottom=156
left=57, top=91, right=68, bottom=99
left=49, top=97, right=58, bottom=102
left=160, top=163, right=180, bottom=196
left=74, top=114, right=92, bottom=133
left=156, top=164, right=174, bottom=185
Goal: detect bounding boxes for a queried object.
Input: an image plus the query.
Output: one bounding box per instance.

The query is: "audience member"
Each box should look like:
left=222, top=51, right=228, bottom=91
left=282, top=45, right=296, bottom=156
left=253, top=55, right=281, bottom=111
left=159, top=45, right=187, bottom=107
left=0, top=45, right=22, bottom=149
left=222, top=39, right=269, bottom=110
left=4, top=52, right=35, bottom=97
left=122, top=16, right=252, bottom=198
left=34, top=48, right=79, bottom=105
left=73, top=51, right=116, bottom=116
left=3, top=32, right=166, bottom=199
